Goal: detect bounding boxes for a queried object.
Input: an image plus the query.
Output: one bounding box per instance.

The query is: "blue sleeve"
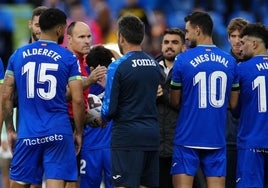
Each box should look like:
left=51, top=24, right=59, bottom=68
left=67, top=55, right=82, bottom=81
left=101, top=60, right=120, bottom=122
left=0, top=58, right=4, bottom=83
left=232, top=60, right=240, bottom=91
left=5, top=50, right=17, bottom=76
left=170, top=55, right=182, bottom=90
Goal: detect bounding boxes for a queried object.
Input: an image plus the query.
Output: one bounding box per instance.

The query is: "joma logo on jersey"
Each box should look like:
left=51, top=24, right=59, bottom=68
left=23, top=134, right=63, bottom=145
left=131, top=59, right=156, bottom=67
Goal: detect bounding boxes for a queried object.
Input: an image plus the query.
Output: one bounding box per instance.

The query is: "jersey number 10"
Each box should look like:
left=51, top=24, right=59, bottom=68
left=193, top=71, right=227, bottom=108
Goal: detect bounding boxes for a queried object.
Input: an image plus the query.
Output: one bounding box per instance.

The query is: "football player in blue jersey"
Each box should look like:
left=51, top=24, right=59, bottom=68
left=2, top=8, right=85, bottom=188
left=2, top=6, right=49, bottom=188
left=101, top=14, right=162, bottom=188
left=235, top=22, right=268, bottom=188
left=79, top=45, right=116, bottom=188
left=169, top=11, right=239, bottom=188
left=0, top=58, right=9, bottom=188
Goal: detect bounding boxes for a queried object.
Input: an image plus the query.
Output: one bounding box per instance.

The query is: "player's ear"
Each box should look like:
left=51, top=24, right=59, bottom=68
left=55, top=26, right=61, bottom=36
left=196, top=25, right=201, bottom=36
left=182, top=44, right=187, bottom=52
left=119, top=33, right=125, bottom=44
left=56, top=24, right=65, bottom=36
left=66, top=34, right=71, bottom=41
left=253, top=39, right=260, bottom=50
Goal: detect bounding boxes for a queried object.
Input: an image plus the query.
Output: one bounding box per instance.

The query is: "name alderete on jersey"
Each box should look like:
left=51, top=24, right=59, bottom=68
left=22, top=48, right=62, bottom=61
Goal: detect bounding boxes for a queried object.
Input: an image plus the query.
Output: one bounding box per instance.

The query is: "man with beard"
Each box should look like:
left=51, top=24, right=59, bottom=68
left=234, top=22, right=268, bottom=188
left=28, top=6, right=48, bottom=43
left=156, top=28, right=186, bottom=188
left=169, top=11, right=239, bottom=188
left=13, top=6, right=48, bottom=188
left=2, top=8, right=85, bottom=188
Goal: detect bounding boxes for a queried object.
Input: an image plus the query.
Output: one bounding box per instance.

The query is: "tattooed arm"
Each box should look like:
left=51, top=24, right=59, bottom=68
left=2, top=74, right=17, bottom=153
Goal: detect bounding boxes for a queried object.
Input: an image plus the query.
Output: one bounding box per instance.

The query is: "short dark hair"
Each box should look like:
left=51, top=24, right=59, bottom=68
left=163, top=28, right=185, bottom=44
left=117, top=14, right=145, bottom=45
left=240, top=23, right=268, bottom=49
left=31, top=6, right=48, bottom=20
left=86, top=45, right=115, bottom=68
left=184, top=11, right=213, bottom=36
left=39, top=8, right=67, bottom=31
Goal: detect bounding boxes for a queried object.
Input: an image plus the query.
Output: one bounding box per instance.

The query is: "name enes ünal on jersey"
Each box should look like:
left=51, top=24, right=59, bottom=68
left=187, top=52, right=268, bottom=71
left=189, top=53, right=229, bottom=68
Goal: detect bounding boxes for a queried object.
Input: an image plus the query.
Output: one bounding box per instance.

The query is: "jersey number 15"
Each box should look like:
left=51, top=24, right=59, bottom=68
left=22, top=62, right=59, bottom=100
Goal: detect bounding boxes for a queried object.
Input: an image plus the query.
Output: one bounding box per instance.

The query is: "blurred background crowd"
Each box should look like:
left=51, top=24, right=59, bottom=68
left=1, top=0, right=268, bottom=70
left=1, top=0, right=268, bottom=187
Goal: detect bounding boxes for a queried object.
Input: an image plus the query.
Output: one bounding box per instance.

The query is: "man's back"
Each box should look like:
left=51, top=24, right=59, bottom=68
left=237, top=55, right=268, bottom=149
left=172, top=45, right=237, bottom=147
left=102, top=51, right=161, bottom=149
left=7, top=40, right=80, bottom=138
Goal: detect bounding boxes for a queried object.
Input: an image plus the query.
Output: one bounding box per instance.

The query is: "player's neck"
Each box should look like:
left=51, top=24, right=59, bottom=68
left=197, top=35, right=213, bottom=46
left=39, top=33, right=58, bottom=43
left=254, top=48, right=268, bottom=56
left=232, top=50, right=243, bottom=61
left=164, top=59, right=174, bottom=69
left=122, top=44, right=142, bottom=55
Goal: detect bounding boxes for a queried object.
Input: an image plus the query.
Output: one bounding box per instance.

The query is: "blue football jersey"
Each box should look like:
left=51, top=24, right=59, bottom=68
left=237, top=55, right=268, bottom=149
left=6, top=40, right=81, bottom=138
left=171, top=45, right=238, bottom=147
left=82, top=84, right=111, bottom=150
left=0, top=58, right=4, bottom=83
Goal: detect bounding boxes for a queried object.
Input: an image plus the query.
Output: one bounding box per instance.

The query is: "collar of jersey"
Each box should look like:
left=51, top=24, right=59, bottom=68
left=197, top=44, right=216, bottom=47
left=38, top=39, right=57, bottom=44
left=254, top=54, right=268, bottom=57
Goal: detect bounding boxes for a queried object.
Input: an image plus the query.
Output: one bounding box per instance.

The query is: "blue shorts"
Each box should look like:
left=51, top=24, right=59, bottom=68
left=80, top=148, right=113, bottom=188
left=170, top=145, right=226, bottom=177
left=236, top=148, right=268, bottom=188
left=10, top=134, right=78, bottom=184
left=111, top=150, right=159, bottom=187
